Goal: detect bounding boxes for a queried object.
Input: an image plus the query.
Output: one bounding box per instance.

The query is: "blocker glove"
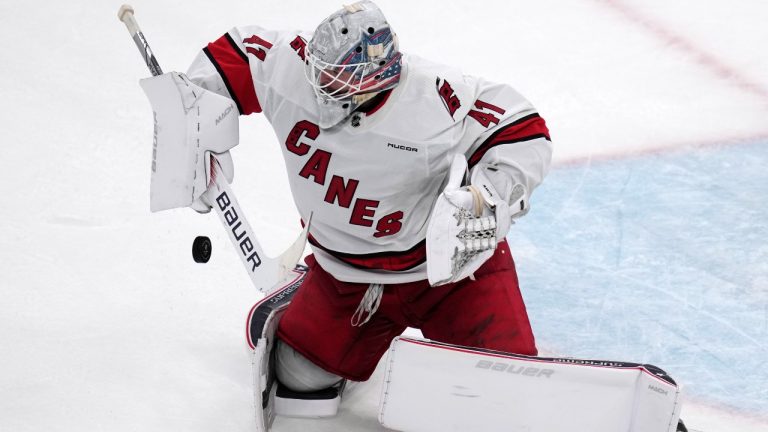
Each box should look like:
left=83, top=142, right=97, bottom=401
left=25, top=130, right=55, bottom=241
left=139, top=72, right=239, bottom=213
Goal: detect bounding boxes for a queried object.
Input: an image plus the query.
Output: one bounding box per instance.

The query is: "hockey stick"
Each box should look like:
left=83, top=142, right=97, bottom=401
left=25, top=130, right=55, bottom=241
left=117, top=5, right=162, bottom=76
left=118, top=4, right=308, bottom=293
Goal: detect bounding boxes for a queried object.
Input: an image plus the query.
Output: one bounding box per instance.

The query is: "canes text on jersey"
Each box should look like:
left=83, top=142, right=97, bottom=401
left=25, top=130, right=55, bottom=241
left=286, top=120, right=404, bottom=238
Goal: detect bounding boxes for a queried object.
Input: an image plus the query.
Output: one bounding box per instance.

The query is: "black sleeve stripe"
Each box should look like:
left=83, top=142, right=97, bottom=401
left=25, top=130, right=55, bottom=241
left=467, top=113, right=551, bottom=168
left=482, top=113, right=544, bottom=145
left=468, top=134, right=551, bottom=169
left=486, top=133, right=551, bottom=147
left=203, top=46, right=245, bottom=115
left=225, top=33, right=249, bottom=64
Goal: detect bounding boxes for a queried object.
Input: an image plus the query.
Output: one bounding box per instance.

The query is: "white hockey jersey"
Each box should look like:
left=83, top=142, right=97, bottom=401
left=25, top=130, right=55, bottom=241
left=187, top=26, right=553, bottom=284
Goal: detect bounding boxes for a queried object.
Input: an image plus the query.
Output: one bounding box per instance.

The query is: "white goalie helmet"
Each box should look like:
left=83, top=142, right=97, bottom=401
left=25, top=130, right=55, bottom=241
left=305, top=1, right=403, bottom=128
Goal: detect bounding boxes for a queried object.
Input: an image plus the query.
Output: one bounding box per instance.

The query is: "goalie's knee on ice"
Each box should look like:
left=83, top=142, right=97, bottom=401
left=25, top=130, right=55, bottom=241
left=275, top=339, right=343, bottom=392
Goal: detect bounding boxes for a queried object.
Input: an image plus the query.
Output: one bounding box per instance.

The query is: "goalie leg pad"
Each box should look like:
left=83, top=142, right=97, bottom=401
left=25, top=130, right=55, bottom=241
left=247, top=265, right=307, bottom=431
left=379, top=336, right=682, bottom=432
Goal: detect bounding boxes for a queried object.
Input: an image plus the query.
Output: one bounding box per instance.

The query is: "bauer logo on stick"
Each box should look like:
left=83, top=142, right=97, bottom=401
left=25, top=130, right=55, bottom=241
left=216, top=191, right=263, bottom=270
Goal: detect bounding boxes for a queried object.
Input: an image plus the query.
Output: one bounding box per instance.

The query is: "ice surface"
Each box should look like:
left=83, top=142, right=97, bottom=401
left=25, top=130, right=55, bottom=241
left=510, top=141, right=768, bottom=428
left=0, top=0, right=766, bottom=431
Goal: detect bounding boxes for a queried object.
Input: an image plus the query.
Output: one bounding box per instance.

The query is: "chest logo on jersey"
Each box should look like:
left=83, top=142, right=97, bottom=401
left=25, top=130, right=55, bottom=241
left=436, top=77, right=461, bottom=118
left=285, top=120, right=404, bottom=238
left=387, top=143, right=418, bottom=153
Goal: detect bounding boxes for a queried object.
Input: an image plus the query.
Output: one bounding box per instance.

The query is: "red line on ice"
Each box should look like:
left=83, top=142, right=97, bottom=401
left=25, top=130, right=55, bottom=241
left=595, top=0, right=768, bottom=104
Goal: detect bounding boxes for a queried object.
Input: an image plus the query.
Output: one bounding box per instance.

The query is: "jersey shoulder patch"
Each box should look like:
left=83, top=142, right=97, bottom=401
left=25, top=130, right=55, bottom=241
left=229, top=27, right=314, bottom=117
left=405, top=55, right=475, bottom=122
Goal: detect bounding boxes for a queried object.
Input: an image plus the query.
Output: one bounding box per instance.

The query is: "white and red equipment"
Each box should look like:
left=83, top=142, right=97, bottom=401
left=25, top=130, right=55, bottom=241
left=380, top=336, right=683, bottom=432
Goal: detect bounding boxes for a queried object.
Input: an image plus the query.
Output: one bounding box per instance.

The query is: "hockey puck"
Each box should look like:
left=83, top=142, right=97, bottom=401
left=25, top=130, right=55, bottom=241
left=192, top=236, right=212, bottom=263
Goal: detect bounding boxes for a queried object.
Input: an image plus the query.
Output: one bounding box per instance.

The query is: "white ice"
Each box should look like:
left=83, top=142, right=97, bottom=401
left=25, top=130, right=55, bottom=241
left=1, top=0, right=766, bottom=431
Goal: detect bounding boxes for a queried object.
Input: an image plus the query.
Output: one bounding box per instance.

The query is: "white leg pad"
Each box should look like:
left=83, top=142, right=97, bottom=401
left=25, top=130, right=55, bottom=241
left=247, top=267, right=308, bottom=432
left=379, top=337, right=682, bottom=432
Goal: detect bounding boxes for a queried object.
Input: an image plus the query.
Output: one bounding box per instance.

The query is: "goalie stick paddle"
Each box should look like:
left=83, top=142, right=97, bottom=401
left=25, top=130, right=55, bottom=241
left=118, top=4, right=309, bottom=293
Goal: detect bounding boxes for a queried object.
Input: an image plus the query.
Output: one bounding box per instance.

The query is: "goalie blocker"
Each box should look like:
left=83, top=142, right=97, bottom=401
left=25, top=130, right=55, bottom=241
left=380, top=336, right=683, bottom=432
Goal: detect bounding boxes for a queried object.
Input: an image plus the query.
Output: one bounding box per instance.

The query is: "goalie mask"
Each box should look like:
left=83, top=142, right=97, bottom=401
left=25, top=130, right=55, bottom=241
left=305, top=1, right=402, bottom=128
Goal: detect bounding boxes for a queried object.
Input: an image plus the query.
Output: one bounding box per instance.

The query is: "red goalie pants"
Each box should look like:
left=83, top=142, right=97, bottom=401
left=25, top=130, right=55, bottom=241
left=276, top=241, right=537, bottom=382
